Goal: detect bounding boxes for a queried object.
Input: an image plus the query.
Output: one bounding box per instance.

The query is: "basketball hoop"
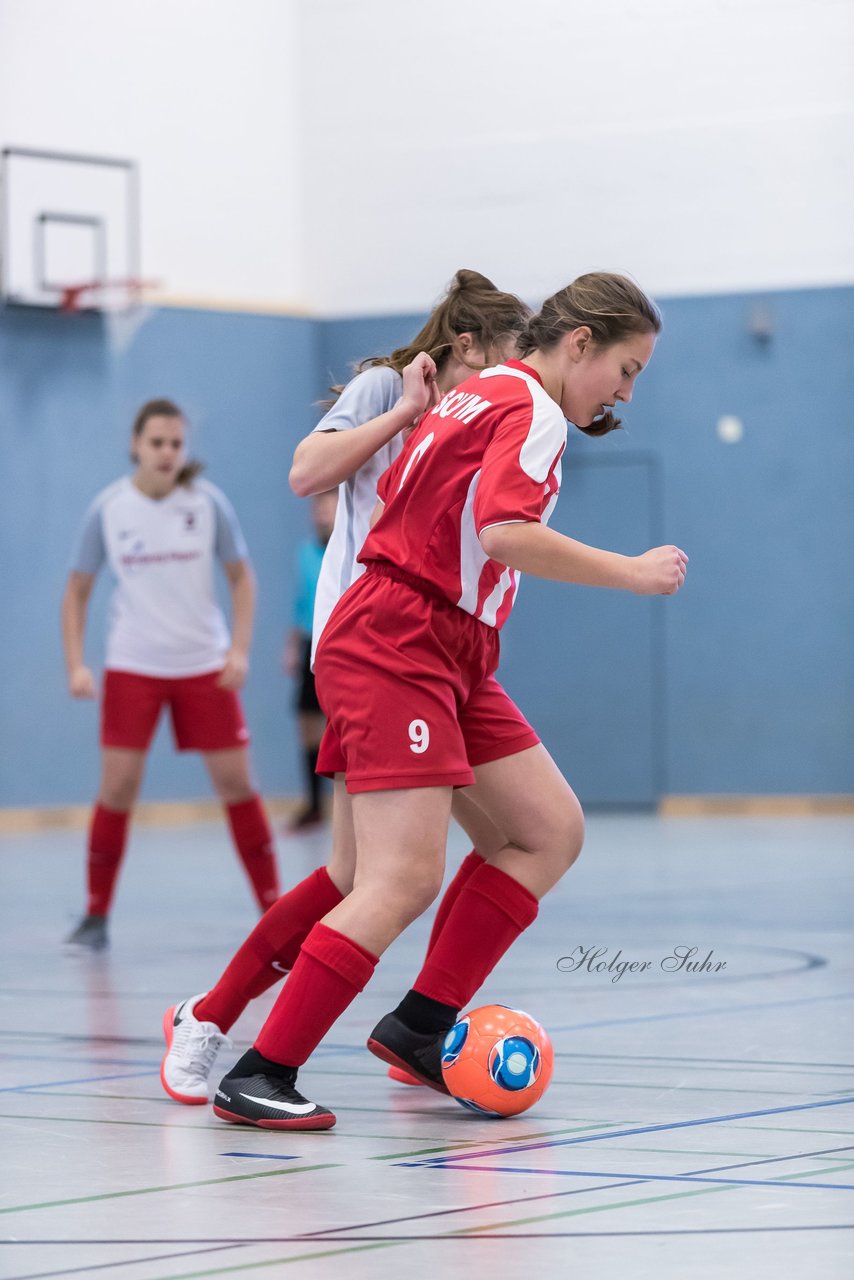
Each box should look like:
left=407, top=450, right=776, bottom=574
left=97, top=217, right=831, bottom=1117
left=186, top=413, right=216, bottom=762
left=58, top=278, right=157, bottom=313
left=56, top=277, right=160, bottom=356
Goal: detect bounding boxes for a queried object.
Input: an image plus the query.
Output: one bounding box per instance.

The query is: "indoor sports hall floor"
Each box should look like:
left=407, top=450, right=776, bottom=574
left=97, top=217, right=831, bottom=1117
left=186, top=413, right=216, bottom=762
left=1, top=813, right=853, bottom=1279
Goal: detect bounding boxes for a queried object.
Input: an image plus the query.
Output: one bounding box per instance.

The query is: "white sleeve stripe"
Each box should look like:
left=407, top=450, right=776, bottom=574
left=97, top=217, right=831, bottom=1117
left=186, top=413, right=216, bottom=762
left=457, top=470, right=489, bottom=615
left=480, top=564, right=514, bottom=628
left=476, top=519, right=529, bottom=535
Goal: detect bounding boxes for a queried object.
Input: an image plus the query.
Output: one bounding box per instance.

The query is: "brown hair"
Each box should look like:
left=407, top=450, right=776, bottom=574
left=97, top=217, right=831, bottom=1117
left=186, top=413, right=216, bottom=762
left=131, top=398, right=204, bottom=486
left=519, top=272, right=662, bottom=436
left=329, top=269, right=530, bottom=398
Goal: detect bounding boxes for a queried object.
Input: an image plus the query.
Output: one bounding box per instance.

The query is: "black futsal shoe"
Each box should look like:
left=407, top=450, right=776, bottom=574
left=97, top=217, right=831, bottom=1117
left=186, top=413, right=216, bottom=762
left=213, top=1067, right=335, bottom=1130
left=64, top=914, right=109, bottom=950
left=367, top=1012, right=450, bottom=1094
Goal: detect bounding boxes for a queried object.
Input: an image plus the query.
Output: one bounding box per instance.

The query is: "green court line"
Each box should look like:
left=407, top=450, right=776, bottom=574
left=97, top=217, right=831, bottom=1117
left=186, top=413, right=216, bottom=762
left=731, top=1124, right=854, bottom=1137
left=452, top=1182, right=736, bottom=1232
left=558, top=1079, right=805, bottom=1096
left=0, top=1163, right=340, bottom=1216
left=447, top=1157, right=854, bottom=1234
left=92, top=1158, right=854, bottom=1279
left=0, top=1111, right=220, bottom=1131
left=0, top=1107, right=626, bottom=1152
left=148, top=1241, right=400, bottom=1278
left=369, top=1122, right=626, bottom=1162
left=613, top=1146, right=777, bottom=1159
left=0, top=1110, right=483, bottom=1145
left=16, top=1091, right=178, bottom=1102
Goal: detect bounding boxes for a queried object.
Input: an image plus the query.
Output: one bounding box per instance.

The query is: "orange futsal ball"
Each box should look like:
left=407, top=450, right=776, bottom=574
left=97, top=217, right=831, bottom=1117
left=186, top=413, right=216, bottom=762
left=440, top=1004, right=554, bottom=1117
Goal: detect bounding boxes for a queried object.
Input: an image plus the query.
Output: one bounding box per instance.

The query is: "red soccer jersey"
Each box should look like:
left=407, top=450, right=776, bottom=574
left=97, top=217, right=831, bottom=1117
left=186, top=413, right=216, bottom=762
left=360, top=360, right=566, bottom=630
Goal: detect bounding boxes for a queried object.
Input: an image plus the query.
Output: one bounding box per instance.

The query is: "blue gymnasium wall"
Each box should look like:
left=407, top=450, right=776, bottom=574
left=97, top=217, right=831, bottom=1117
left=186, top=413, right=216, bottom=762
left=1, top=286, right=852, bottom=808
left=321, top=287, right=854, bottom=801
left=0, top=305, right=322, bottom=807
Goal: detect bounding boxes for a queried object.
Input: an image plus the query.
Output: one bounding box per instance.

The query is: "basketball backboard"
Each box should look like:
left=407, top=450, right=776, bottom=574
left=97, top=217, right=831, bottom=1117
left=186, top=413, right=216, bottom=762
left=1, top=146, right=139, bottom=309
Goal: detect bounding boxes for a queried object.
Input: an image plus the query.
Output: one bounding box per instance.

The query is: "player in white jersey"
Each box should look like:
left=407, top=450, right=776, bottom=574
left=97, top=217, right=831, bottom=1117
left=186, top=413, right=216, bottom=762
left=206, top=273, right=688, bottom=1131
left=62, top=399, right=280, bottom=950
left=159, top=271, right=533, bottom=1109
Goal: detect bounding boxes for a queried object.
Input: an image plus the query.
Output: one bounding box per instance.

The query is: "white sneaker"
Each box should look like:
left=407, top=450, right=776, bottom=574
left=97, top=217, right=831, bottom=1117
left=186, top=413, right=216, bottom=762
left=160, top=993, right=231, bottom=1105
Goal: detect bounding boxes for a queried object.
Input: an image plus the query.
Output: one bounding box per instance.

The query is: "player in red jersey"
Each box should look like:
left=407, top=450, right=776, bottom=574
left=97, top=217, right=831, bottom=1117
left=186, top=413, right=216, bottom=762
left=210, top=271, right=687, bottom=1130
left=159, top=271, right=531, bottom=1106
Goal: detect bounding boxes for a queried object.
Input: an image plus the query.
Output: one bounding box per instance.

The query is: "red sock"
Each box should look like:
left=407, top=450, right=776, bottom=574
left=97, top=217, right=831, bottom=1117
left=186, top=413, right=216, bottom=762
left=86, top=804, right=130, bottom=916
left=226, top=795, right=280, bottom=911
left=413, top=863, right=539, bottom=1009
left=196, top=867, right=344, bottom=1032
left=425, top=849, right=485, bottom=955
left=254, top=922, right=377, bottom=1067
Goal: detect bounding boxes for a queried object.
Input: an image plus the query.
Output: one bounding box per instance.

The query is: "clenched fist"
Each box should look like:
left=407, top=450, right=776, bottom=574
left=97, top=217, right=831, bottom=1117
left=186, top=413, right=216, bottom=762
left=69, top=665, right=97, bottom=698
left=631, top=545, right=688, bottom=595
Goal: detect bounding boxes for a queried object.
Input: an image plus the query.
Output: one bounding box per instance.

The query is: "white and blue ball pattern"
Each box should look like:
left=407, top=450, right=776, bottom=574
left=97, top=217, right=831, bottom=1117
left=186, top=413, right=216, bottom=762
left=441, top=1018, right=470, bottom=1068
left=488, top=1035, right=541, bottom=1091
left=441, top=1003, right=554, bottom=1117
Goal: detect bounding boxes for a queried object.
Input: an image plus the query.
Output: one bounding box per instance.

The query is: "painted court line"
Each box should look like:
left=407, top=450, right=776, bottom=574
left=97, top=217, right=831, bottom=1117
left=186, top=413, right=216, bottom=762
left=9, top=1224, right=854, bottom=1244
left=0, top=1164, right=340, bottom=1216
left=549, top=988, right=854, bottom=1033
left=399, top=1094, right=854, bottom=1166
left=0, top=1111, right=217, bottom=1131
left=562, top=1050, right=854, bottom=1071
left=18, top=1177, right=843, bottom=1280
left=440, top=1158, right=854, bottom=1239
left=694, top=1143, right=854, bottom=1175
left=219, top=1153, right=298, bottom=1161
left=0, top=1243, right=248, bottom=1280
left=250, top=1151, right=854, bottom=1243
left=421, top=1163, right=854, bottom=1191
left=0, top=1071, right=154, bottom=1093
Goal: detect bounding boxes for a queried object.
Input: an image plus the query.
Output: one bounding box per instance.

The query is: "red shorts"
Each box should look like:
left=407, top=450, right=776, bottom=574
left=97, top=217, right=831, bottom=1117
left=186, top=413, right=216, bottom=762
left=314, top=564, right=538, bottom=793
left=101, top=669, right=250, bottom=752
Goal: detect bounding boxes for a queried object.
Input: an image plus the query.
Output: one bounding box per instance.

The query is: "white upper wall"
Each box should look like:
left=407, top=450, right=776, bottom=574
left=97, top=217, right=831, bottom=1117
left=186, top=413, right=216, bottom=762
left=0, top=0, right=304, bottom=309
left=1, top=0, right=852, bottom=314
left=300, top=0, right=854, bottom=312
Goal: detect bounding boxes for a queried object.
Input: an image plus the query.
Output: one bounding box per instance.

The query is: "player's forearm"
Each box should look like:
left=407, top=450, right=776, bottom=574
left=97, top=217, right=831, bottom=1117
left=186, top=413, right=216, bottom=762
left=228, top=566, right=256, bottom=654
left=479, top=522, right=636, bottom=591
left=60, top=579, right=91, bottom=672
left=289, top=403, right=416, bottom=497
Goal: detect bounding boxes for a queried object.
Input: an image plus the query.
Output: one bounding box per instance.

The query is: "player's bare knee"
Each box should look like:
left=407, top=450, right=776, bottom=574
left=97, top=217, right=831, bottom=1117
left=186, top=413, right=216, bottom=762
left=99, top=778, right=138, bottom=810
left=563, top=793, right=585, bottom=868
left=544, top=792, right=584, bottom=873
left=325, top=857, right=355, bottom=896
left=210, top=772, right=253, bottom=805
left=384, top=866, right=443, bottom=927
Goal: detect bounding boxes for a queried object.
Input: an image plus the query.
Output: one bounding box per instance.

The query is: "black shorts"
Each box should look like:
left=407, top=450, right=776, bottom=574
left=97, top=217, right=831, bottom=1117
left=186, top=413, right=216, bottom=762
left=295, top=635, right=323, bottom=714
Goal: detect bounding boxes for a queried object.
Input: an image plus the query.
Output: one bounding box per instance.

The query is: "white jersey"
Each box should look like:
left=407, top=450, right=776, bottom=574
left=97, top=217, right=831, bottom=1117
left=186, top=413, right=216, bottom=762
left=311, top=364, right=405, bottom=660
left=71, top=476, right=248, bottom=677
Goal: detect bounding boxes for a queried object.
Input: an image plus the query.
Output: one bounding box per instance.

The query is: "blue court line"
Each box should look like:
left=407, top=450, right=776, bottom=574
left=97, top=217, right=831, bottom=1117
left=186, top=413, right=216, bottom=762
left=418, top=1164, right=854, bottom=1191
left=548, top=989, right=854, bottom=1033
left=562, top=1050, right=854, bottom=1071
left=219, top=1153, right=298, bottom=1161
left=0, top=1052, right=158, bottom=1068
left=399, top=1094, right=854, bottom=1167
left=300, top=1143, right=854, bottom=1240
left=5, top=1028, right=852, bottom=1073
left=0, top=1070, right=154, bottom=1093
left=694, top=1144, right=854, bottom=1177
